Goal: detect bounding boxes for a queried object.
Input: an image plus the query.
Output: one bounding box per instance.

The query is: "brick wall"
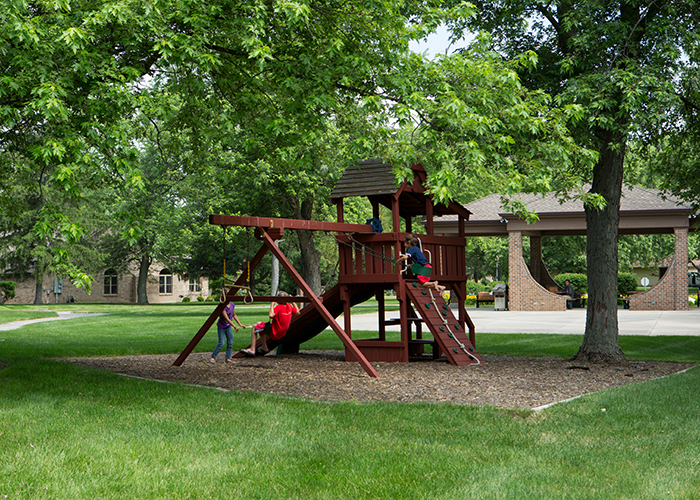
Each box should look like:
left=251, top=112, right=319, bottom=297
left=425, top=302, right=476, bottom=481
left=508, top=231, right=567, bottom=311
left=629, top=227, right=689, bottom=311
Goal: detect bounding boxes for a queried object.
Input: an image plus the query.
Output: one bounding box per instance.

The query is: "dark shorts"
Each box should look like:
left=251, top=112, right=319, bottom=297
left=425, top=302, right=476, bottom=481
left=254, top=322, right=272, bottom=336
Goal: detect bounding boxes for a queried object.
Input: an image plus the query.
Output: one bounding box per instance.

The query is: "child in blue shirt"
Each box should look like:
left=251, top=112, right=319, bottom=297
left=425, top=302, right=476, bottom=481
left=395, top=234, right=446, bottom=293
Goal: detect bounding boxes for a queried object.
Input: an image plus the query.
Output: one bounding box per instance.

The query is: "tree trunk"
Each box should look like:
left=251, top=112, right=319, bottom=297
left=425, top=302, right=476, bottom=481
left=137, top=253, right=151, bottom=304
left=33, top=274, right=44, bottom=305
left=288, top=196, right=322, bottom=296
left=271, top=240, right=281, bottom=296
left=575, top=127, right=627, bottom=363
left=298, top=229, right=322, bottom=295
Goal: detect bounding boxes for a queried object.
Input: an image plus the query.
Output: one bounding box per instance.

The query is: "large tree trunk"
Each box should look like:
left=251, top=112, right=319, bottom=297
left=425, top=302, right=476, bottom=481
left=137, top=253, right=151, bottom=304
left=575, top=127, right=627, bottom=363
left=297, top=229, right=322, bottom=295
left=288, top=196, right=322, bottom=296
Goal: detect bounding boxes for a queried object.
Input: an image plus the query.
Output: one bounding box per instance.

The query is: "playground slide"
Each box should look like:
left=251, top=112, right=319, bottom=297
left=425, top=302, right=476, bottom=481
left=272, top=285, right=376, bottom=354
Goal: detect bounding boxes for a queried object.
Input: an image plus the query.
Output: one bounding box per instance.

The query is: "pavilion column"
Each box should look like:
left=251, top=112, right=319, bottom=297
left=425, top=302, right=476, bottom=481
left=674, top=227, right=689, bottom=311
left=508, top=231, right=523, bottom=311
left=530, top=235, right=542, bottom=283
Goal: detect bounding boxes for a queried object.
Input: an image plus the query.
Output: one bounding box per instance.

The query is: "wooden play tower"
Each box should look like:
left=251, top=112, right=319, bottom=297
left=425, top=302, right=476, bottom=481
left=174, top=159, right=481, bottom=377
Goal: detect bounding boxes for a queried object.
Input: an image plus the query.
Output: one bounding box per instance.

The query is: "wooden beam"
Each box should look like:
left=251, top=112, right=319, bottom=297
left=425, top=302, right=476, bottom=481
left=260, top=230, right=380, bottom=378
left=209, top=214, right=373, bottom=234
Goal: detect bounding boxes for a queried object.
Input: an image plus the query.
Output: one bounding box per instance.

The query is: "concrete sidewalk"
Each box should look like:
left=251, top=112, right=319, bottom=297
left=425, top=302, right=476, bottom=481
left=347, top=308, right=700, bottom=336
left=0, top=311, right=105, bottom=331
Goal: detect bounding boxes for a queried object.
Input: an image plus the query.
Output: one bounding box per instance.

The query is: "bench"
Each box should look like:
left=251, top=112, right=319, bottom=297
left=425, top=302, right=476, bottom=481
left=547, top=285, right=583, bottom=308
left=476, top=292, right=494, bottom=308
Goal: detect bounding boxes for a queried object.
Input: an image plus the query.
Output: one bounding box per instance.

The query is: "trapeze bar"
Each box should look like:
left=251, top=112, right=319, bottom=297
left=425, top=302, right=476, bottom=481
left=209, top=214, right=374, bottom=233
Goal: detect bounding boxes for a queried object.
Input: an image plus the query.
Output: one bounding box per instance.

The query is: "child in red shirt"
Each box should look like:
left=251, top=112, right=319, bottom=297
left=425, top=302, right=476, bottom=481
left=241, top=291, right=299, bottom=356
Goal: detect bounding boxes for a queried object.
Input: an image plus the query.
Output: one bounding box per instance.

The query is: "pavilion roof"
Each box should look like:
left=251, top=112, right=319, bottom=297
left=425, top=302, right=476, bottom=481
left=434, top=185, right=698, bottom=237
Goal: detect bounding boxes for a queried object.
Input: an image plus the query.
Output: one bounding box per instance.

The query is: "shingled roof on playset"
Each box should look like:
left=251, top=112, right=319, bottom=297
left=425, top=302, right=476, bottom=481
left=330, top=159, right=470, bottom=219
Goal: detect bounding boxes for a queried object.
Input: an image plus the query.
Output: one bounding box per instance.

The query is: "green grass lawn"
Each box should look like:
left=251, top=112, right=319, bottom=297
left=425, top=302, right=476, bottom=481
left=2, top=304, right=700, bottom=499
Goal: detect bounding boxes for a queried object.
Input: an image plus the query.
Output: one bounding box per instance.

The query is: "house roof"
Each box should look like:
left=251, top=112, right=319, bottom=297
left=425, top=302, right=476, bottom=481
left=433, top=185, right=698, bottom=237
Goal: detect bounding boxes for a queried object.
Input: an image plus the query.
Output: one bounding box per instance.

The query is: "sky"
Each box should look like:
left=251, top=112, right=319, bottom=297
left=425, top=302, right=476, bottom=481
left=408, top=25, right=474, bottom=57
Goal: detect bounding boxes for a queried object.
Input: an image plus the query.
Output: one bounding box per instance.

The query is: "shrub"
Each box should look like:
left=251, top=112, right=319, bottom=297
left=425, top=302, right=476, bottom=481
left=0, top=281, right=16, bottom=304
left=205, top=296, right=215, bottom=302
left=182, top=296, right=191, bottom=303
left=465, top=280, right=493, bottom=296
left=196, top=295, right=205, bottom=302
left=618, top=272, right=638, bottom=296
left=553, top=272, right=639, bottom=296
left=553, top=273, right=587, bottom=293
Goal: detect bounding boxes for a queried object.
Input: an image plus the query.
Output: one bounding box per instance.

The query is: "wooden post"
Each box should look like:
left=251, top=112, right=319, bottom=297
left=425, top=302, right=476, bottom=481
left=425, top=197, right=434, bottom=235
left=377, top=289, right=386, bottom=342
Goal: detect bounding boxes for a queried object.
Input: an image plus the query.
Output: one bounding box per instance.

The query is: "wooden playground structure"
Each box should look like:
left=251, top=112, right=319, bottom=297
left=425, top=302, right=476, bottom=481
left=173, top=160, right=481, bottom=377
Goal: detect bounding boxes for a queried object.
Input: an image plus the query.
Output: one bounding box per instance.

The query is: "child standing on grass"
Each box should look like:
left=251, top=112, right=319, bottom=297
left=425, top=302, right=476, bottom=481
left=395, top=234, right=446, bottom=294
left=210, top=301, right=245, bottom=364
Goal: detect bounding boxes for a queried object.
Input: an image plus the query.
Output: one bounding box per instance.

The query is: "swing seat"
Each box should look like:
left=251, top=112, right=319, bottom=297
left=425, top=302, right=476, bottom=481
left=410, top=263, right=432, bottom=277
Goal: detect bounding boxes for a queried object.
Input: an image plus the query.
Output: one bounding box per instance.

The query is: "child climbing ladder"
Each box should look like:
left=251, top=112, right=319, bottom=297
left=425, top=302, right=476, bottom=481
left=395, top=234, right=446, bottom=293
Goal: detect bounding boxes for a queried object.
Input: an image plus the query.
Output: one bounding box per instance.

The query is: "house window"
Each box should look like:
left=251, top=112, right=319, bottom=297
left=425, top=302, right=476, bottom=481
left=189, top=278, right=201, bottom=292
left=103, top=269, right=118, bottom=295
left=159, top=269, right=172, bottom=294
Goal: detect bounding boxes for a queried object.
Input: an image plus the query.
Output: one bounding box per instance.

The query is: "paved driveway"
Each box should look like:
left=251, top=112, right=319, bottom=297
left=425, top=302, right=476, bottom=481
left=348, top=307, right=700, bottom=336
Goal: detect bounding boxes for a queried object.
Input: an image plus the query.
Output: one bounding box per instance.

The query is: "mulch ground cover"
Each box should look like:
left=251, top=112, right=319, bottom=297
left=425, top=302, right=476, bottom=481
left=62, top=351, right=695, bottom=409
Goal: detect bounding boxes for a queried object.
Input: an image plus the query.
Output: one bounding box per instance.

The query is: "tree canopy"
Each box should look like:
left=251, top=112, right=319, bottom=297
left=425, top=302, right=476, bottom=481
left=2, top=0, right=595, bottom=298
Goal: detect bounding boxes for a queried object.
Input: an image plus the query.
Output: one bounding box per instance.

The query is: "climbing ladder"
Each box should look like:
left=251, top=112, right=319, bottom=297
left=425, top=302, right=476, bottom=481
left=405, top=284, right=481, bottom=366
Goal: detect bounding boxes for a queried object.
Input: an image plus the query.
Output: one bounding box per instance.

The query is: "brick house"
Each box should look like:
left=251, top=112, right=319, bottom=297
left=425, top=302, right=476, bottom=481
left=434, top=186, right=698, bottom=311
left=4, top=263, right=209, bottom=305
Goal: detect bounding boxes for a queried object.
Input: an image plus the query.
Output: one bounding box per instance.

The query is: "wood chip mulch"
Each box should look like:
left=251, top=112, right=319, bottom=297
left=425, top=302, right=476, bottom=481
left=61, top=351, right=696, bottom=410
